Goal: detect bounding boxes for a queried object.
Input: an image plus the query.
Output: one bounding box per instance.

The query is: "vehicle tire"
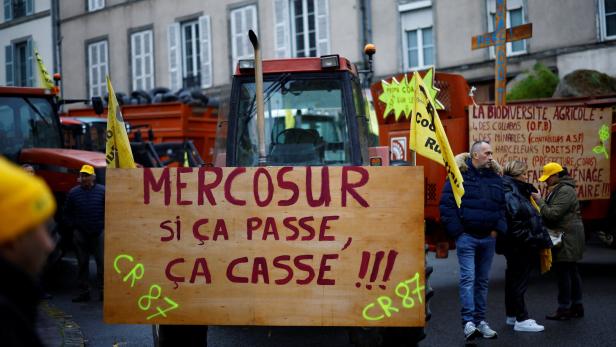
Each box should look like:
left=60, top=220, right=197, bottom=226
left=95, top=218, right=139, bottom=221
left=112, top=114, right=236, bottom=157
left=131, top=90, right=152, bottom=104
left=150, top=87, right=171, bottom=99
left=152, top=325, right=159, bottom=347
left=606, top=193, right=616, bottom=249
left=156, top=325, right=208, bottom=347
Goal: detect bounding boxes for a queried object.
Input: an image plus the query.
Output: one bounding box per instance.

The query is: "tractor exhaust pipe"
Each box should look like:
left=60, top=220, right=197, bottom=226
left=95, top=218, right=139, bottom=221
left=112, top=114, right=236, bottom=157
left=248, top=30, right=267, bottom=167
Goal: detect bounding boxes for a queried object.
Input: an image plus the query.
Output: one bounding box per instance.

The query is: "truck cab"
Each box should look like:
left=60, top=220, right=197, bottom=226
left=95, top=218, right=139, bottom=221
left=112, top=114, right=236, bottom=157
left=215, top=55, right=378, bottom=167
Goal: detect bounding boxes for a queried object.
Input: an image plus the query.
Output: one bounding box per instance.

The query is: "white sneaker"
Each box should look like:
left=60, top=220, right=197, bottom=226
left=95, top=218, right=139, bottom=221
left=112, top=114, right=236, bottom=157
left=514, top=319, right=545, bottom=332
left=506, top=316, right=516, bottom=326
left=477, top=321, right=498, bottom=339
left=464, top=321, right=480, bottom=341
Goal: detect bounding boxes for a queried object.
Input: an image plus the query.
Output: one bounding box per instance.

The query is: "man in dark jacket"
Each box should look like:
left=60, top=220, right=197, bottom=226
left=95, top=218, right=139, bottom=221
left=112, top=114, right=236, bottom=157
left=439, top=141, right=507, bottom=341
left=64, top=164, right=105, bottom=302
left=0, top=157, right=56, bottom=346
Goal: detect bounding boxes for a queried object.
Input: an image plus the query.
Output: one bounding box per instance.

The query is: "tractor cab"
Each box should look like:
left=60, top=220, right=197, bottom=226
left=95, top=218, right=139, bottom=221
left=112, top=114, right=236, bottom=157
left=216, top=55, right=378, bottom=167
left=0, top=87, right=64, bottom=162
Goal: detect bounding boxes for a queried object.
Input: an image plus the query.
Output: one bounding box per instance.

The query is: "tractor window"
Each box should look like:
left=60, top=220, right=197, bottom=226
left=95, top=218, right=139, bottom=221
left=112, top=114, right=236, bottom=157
left=0, top=96, right=62, bottom=160
left=235, top=76, right=350, bottom=166
left=89, top=122, right=107, bottom=152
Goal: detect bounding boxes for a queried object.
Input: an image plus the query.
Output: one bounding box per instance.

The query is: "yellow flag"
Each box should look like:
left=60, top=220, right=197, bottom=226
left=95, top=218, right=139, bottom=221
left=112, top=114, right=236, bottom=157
left=105, top=76, right=136, bottom=168
left=409, top=71, right=465, bottom=207
left=34, top=49, right=54, bottom=90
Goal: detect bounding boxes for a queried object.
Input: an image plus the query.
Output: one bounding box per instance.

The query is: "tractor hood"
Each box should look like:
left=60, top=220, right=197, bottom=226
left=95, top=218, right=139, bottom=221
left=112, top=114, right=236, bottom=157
left=20, top=148, right=107, bottom=169
left=19, top=148, right=107, bottom=193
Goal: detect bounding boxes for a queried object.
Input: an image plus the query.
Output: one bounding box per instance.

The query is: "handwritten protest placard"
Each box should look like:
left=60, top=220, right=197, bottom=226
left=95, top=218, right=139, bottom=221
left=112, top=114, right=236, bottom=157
left=104, top=166, right=425, bottom=326
left=469, top=105, right=611, bottom=199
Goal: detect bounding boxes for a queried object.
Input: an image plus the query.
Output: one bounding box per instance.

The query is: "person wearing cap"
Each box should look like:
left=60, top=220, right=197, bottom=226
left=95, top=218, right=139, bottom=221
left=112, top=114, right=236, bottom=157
left=0, top=157, right=56, bottom=346
left=531, top=162, right=585, bottom=321
left=63, top=164, right=105, bottom=302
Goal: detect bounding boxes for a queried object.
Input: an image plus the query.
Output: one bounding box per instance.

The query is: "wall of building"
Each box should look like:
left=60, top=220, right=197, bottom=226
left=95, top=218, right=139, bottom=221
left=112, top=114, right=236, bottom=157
left=370, top=0, right=398, bottom=77
left=0, top=0, right=53, bottom=86
left=435, top=0, right=486, bottom=68
left=60, top=0, right=366, bottom=99
left=557, top=45, right=616, bottom=78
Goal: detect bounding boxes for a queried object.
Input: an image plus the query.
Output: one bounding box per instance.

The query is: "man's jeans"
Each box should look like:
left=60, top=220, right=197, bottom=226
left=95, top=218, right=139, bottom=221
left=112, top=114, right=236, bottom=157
left=456, top=232, right=496, bottom=325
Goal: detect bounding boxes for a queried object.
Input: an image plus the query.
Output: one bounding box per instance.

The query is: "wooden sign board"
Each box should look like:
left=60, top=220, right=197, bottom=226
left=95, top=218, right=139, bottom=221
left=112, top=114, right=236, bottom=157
left=104, top=166, right=425, bottom=327
left=472, top=23, right=533, bottom=50
left=469, top=105, right=611, bottom=200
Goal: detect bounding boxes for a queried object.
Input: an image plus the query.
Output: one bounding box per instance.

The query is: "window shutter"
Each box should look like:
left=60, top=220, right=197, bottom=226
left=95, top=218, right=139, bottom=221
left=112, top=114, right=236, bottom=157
left=26, top=39, right=34, bottom=86
left=230, top=8, right=243, bottom=72
left=273, top=0, right=290, bottom=58
left=131, top=33, right=141, bottom=90
left=4, top=0, right=11, bottom=20
left=26, top=0, right=33, bottom=15
left=144, top=30, right=154, bottom=90
left=315, top=0, right=330, bottom=55
left=199, top=15, right=212, bottom=88
left=5, top=45, right=13, bottom=86
left=167, top=23, right=181, bottom=91
left=231, top=6, right=257, bottom=73
left=245, top=6, right=257, bottom=56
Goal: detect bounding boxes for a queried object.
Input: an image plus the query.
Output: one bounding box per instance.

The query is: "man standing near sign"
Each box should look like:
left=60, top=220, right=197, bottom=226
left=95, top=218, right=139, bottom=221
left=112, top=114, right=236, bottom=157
left=439, top=141, right=507, bottom=341
left=0, top=157, right=56, bottom=346
left=64, top=164, right=105, bottom=302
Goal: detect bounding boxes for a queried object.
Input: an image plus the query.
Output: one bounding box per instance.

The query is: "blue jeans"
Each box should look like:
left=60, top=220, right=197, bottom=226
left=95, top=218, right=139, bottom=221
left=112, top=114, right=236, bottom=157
left=456, top=232, right=496, bottom=325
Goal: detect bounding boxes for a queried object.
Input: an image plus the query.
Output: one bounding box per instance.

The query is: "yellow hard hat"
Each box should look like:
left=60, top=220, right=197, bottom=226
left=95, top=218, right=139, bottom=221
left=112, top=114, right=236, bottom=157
left=538, top=162, right=564, bottom=182
left=0, top=157, right=56, bottom=244
left=80, top=164, right=95, bottom=175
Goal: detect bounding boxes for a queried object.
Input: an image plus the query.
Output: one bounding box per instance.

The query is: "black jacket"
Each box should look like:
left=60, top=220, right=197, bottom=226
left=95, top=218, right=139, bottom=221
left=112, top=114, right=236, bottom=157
left=498, top=176, right=552, bottom=254
left=439, top=154, right=507, bottom=239
left=0, top=257, right=44, bottom=347
left=64, top=183, right=105, bottom=235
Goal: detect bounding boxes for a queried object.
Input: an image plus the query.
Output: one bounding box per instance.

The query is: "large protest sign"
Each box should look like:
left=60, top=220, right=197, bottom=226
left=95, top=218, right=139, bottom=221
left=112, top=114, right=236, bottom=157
left=104, top=166, right=425, bottom=326
left=469, top=105, right=611, bottom=200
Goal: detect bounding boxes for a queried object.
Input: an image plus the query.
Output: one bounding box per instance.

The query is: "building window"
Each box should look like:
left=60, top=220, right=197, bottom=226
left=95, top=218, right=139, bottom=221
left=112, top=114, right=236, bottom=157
left=87, top=40, right=108, bottom=98
left=167, top=16, right=212, bottom=90
left=181, top=20, right=201, bottom=88
left=230, top=5, right=257, bottom=72
left=88, top=0, right=104, bottom=12
left=487, top=0, right=527, bottom=56
left=4, top=38, right=33, bottom=86
left=600, top=0, right=616, bottom=40
left=273, top=0, right=329, bottom=58
left=3, top=0, right=33, bottom=21
left=131, top=30, right=154, bottom=91
left=400, top=1, right=435, bottom=71
left=406, top=27, right=434, bottom=69
left=291, top=0, right=317, bottom=57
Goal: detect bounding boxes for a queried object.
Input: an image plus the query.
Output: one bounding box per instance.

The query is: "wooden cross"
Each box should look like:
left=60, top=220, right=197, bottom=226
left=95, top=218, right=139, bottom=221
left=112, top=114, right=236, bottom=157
left=471, top=0, right=533, bottom=105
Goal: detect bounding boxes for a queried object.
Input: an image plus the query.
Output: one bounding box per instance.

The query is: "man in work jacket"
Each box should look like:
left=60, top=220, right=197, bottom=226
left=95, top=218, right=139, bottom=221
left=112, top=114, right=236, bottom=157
left=64, top=164, right=105, bottom=302
left=439, top=141, right=507, bottom=342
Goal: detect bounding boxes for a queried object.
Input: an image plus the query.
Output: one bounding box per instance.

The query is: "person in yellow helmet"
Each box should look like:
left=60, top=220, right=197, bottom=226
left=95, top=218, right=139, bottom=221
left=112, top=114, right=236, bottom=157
left=531, top=162, right=585, bottom=321
left=0, top=157, right=56, bottom=346
left=63, top=164, right=105, bottom=303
